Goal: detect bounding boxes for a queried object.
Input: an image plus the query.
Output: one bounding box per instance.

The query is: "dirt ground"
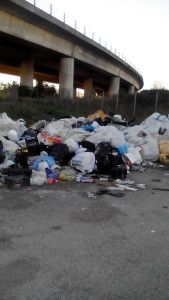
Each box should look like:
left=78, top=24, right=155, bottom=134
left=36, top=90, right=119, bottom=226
left=0, top=164, right=169, bottom=300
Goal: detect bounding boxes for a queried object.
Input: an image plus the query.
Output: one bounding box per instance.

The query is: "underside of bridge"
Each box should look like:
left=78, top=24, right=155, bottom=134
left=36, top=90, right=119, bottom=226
left=0, top=32, right=130, bottom=93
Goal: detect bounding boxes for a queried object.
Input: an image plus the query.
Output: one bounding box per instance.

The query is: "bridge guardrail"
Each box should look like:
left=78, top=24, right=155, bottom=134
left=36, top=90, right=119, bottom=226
left=25, top=0, right=142, bottom=78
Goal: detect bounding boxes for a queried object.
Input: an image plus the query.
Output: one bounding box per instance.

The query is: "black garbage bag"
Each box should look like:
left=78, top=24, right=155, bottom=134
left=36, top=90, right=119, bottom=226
left=95, top=142, right=122, bottom=174
left=0, top=150, right=5, bottom=164
left=7, top=165, right=32, bottom=177
left=0, top=140, right=3, bottom=150
left=25, top=137, right=49, bottom=156
left=22, top=128, right=37, bottom=137
left=79, top=141, right=96, bottom=152
left=15, top=149, right=29, bottom=167
left=48, top=143, right=70, bottom=166
left=0, top=140, right=5, bottom=164
left=5, top=175, right=30, bottom=188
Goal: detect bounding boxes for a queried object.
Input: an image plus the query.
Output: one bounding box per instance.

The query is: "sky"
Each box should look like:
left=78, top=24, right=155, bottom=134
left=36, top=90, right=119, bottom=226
left=1, top=0, right=169, bottom=90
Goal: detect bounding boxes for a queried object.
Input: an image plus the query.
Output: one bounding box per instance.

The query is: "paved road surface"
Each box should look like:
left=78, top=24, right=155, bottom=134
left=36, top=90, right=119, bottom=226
left=0, top=165, right=169, bottom=300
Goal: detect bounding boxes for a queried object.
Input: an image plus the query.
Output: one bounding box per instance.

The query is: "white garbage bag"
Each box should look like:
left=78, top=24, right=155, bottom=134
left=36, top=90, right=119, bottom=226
left=85, top=125, right=128, bottom=154
left=45, top=118, right=77, bottom=139
left=64, top=128, right=93, bottom=143
left=0, top=135, right=20, bottom=152
left=0, top=113, right=27, bottom=137
left=141, top=112, right=169, bottom=141
left=64, top=138, right=79, bottom=153
left=7, top=129, right=19, bottom=142
left=70, top=152, right=95, bottom=173
left=124, top=125, right=159, bottom=160
left=30, top=170, right=47, bottom=185
left=122, top=147, right=142, bottom=165
left=140, top=139, right=159, bottom=161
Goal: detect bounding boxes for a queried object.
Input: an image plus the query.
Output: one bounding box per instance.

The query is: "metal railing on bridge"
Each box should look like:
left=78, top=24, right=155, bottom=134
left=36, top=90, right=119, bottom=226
left=25, top=0, right=143, bottom=79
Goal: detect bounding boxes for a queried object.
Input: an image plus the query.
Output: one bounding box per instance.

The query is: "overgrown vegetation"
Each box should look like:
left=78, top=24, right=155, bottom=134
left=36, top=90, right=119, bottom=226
left=0, top=82, right=169, bottom=126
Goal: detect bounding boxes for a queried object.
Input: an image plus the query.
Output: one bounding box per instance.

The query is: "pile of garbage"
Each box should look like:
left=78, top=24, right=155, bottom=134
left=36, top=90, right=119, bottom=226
left=0, top=110, right=169, bottom=189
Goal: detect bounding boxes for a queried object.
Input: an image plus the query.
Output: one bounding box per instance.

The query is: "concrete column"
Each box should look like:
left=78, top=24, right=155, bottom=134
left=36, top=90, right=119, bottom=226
left=59, top=58, right=74, bottom=100
left=84, top=78, right=93, bottom=98
left=128, top=84, right=135, bottom=95
left=20, top=60, right=34, bottom=87
left=108, top=76, right=120, bottom=97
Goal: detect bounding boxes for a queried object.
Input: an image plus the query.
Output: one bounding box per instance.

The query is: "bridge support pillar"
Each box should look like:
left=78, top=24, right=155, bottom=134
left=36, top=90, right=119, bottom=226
left=20, top=60, right=34, bottom=87
left=108, top=76, right=120, bottom=97
left=84, top=78, right=94, bottom=98
left=128, top=84, right=135, bottom=95
left=59, top=58, right=74, bottom=99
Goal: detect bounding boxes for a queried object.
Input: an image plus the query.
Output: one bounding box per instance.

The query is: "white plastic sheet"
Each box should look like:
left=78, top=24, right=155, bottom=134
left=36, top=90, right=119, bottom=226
left=0, top=113, right=27, bottom=137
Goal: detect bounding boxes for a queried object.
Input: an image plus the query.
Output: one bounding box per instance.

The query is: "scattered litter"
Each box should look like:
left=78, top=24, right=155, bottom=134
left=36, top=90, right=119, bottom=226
left=85, top=192, right=96, bottom=198
left=152, top=178, right=161, bottom=182
left=99, top=177, right=109, bottom=181
left=26, top=187, right=32, bottom=191
left=131, top=165, right=145, bottom=172
left=162, top=205, right=168, bottom=209
left=97, top=188, right=125, bottom=197
left=75, top=174, right=94, bottom=183
left=0, top=111, right=168, bottom=191
left=136, top=184, right=146, bottom=189
left=114, top=184, right=138, bottom=191
left=106, top=186, right=124, bottom=191
left=94, top=179, right=114, bottom=186
left=152, top=187, right=169, bottom=191
left=114, top=179, right=134, bottom=185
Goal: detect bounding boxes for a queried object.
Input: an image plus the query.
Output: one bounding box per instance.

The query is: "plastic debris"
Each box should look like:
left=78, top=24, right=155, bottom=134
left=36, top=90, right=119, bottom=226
left=85, top=192, right=96, bottom=198
left=0, top=110, right=168, bottom=190
left=96, top=188, right=125, bottom=197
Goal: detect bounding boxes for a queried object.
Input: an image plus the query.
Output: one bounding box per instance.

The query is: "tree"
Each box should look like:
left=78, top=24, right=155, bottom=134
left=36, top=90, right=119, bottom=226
left=151, top=80, right=166, bottom=90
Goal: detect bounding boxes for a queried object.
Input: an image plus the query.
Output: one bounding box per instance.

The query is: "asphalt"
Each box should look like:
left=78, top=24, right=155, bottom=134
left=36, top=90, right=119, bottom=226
left=1, top=165, right=169, bottom=300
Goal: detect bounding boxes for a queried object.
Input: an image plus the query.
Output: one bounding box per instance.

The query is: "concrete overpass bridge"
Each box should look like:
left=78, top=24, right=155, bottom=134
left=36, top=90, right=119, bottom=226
left=0, top=0, right=144, bottom=99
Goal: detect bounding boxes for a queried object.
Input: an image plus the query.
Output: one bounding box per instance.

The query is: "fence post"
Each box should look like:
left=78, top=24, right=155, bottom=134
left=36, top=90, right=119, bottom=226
left=101, top=91, right=104, bottom=110
left=50, top=4, right=52, bottom=15
left=133, top=92, right=137, bottom=117
left=87, top=96, right=90, bottom=114
left=75, top=20, right=77, bottom=30
left=116, top=93, right=119, bottom=112
left=155, top=91, right=158, bottom=111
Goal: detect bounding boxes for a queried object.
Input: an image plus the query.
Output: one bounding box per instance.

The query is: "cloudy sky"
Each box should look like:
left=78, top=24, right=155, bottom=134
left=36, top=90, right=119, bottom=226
left=1, top=0, right=168, bottom=90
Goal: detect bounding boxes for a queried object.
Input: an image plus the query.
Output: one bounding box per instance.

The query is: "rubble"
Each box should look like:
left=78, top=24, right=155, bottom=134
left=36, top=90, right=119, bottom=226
left=0, top=110, right=169, bottom=190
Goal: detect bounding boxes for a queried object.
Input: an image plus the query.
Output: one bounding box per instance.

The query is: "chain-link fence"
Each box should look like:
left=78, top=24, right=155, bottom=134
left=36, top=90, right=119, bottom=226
left=1, top=86, right=169, bottom=123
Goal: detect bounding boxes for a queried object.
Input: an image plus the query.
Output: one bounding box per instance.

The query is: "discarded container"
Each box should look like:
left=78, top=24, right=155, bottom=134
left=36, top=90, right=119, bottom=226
left=159, top=153, right=169, bottom=164
left=159, top=140, right=169, bottom=154
left=122, top=147, right=142, bottom=165
left=58, top=168, right=76, bottom=181
left=110, top=165, right=127, bottom=179
left=38, top=131, right=62, bottom=145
